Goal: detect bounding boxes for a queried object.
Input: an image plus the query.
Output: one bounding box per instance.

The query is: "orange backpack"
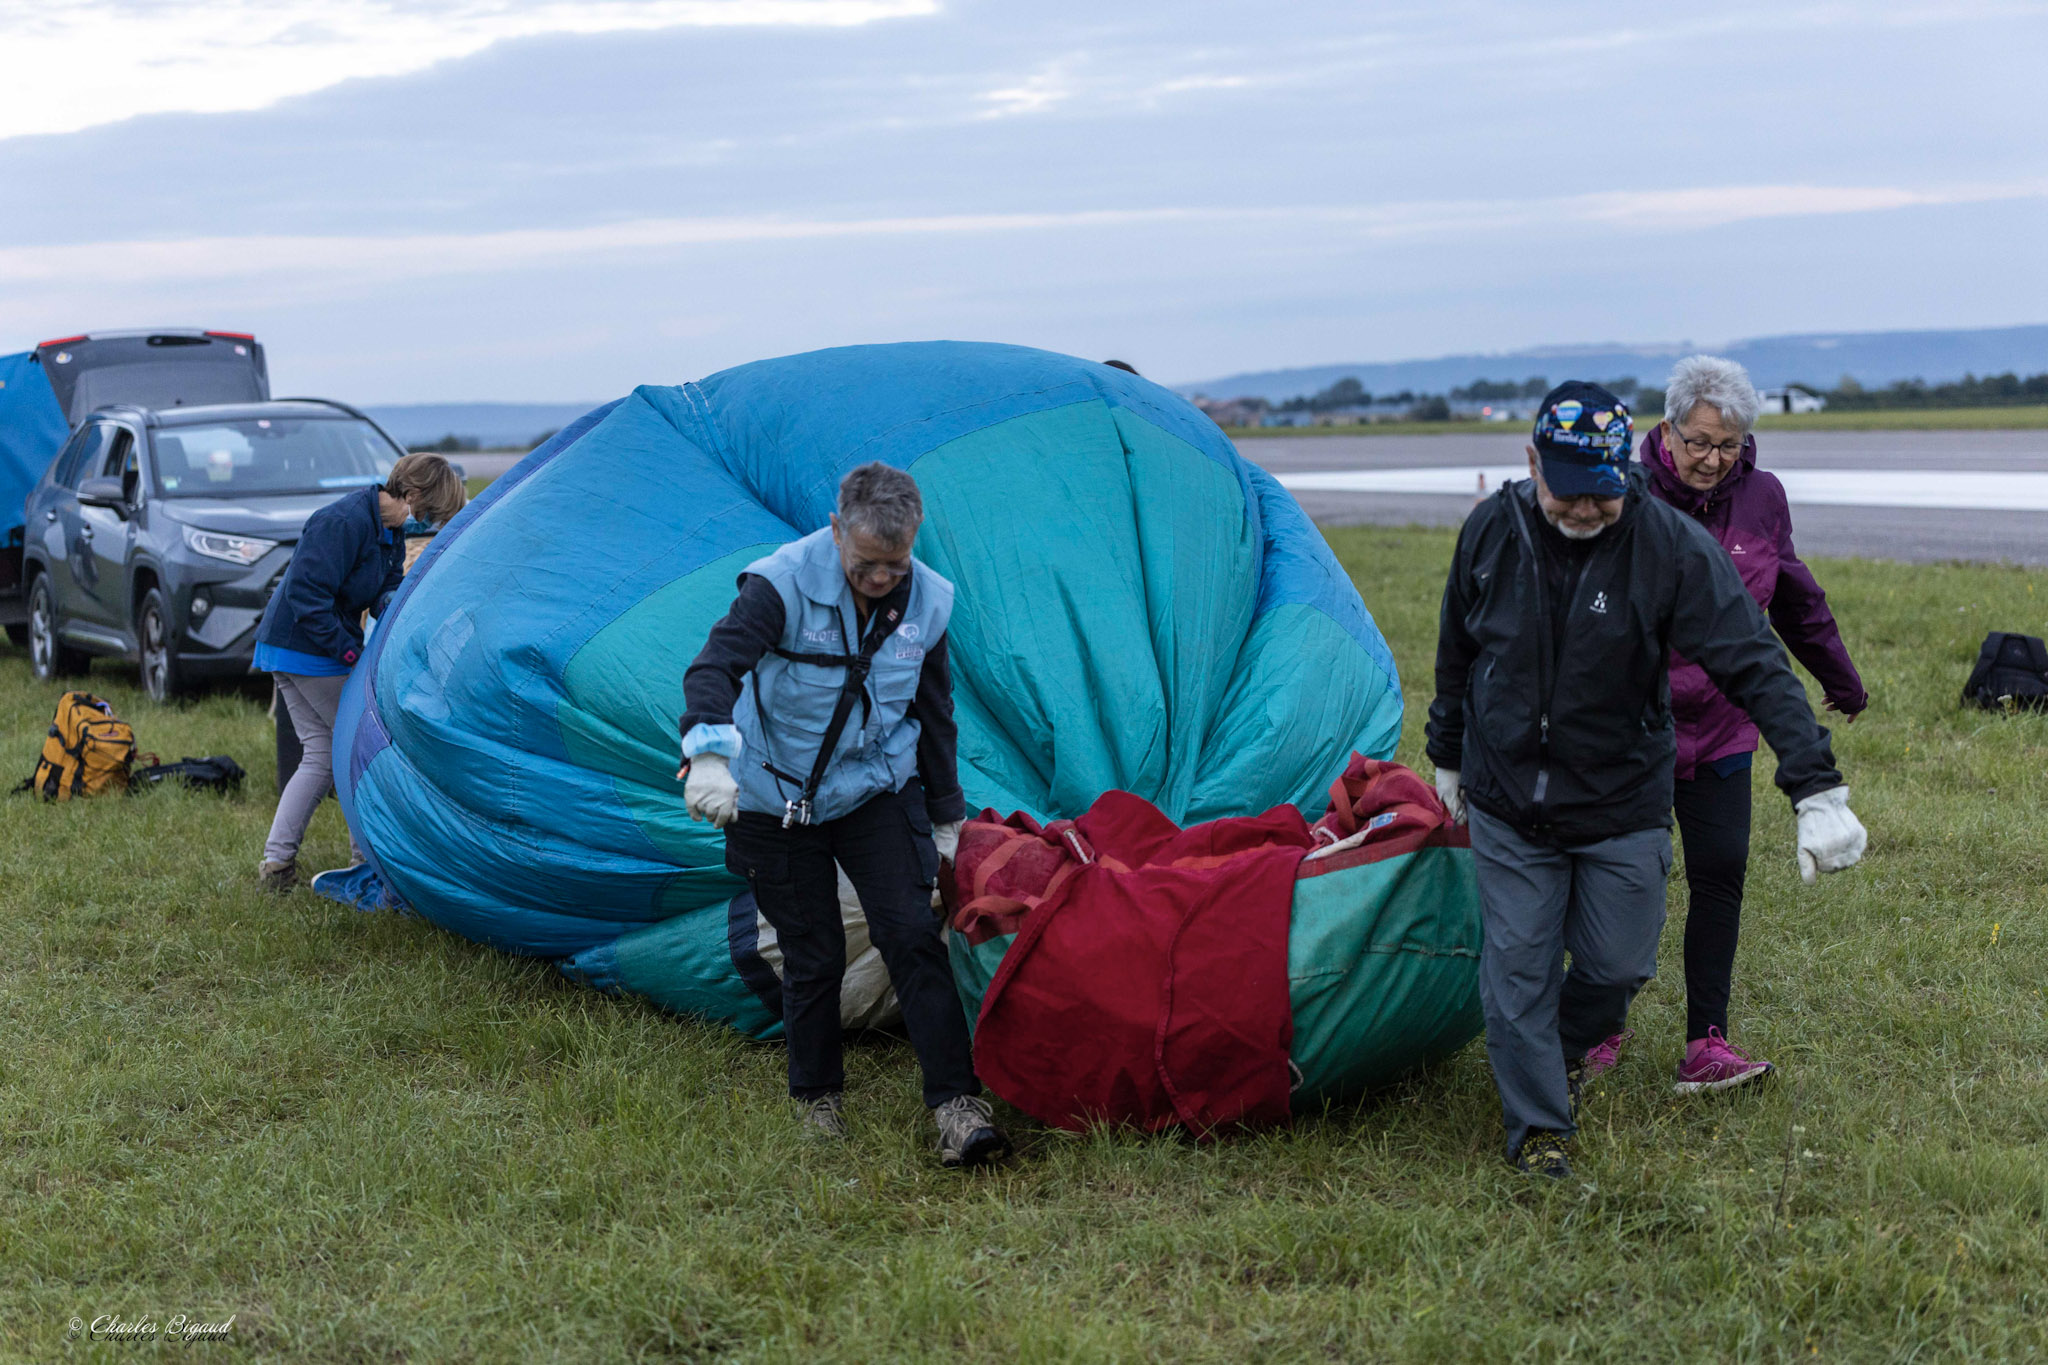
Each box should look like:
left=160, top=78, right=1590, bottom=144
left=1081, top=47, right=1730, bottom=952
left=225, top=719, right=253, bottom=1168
left=20, top=692, right=138, bottom=801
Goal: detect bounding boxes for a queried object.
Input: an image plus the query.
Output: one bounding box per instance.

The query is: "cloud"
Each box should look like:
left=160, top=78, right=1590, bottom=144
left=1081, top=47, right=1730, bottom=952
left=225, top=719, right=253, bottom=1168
left=0, top=0, right=937, bottom=138
left=4, top=179, right=2039, bottom=303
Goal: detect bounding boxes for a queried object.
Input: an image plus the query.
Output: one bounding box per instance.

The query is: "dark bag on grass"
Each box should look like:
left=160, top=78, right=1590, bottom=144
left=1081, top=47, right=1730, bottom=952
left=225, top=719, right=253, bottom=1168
left=17, top=691, right=138, bottom=801
left=133, top=755, right=247, bottom=795
left=1962, top=632, right=2048, bottom=712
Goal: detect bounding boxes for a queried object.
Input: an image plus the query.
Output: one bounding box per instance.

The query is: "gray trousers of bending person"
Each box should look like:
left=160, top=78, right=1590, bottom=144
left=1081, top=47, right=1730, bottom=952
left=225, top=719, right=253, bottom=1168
left=1468, top=805, right=1671, bottom=1157
left=263, top=672, right=364, bottom=868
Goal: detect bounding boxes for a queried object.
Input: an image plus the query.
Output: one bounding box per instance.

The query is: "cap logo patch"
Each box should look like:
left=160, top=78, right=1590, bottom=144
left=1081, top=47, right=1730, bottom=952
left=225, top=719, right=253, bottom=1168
left=1554, top=400, right=1583, bottom=426
left=1591, top=409, right=1614, bottom=430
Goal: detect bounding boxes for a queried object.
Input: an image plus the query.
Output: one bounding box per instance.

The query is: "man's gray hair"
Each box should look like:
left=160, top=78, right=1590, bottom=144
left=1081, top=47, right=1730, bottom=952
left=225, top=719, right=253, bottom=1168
left=1664, top=354, right=1761, bottom=432
left=836, top=462, right=924, bottom=545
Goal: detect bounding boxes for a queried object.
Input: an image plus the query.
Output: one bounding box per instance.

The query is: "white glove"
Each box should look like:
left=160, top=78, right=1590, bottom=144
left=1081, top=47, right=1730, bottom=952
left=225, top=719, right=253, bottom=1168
left=683, top=754, right=739, bottom=829
left=1433, top=766, right=1467, bottom=825
left=1795, top=785, right=1865, bottom=884
left=933, top=820, right=962, bottom=865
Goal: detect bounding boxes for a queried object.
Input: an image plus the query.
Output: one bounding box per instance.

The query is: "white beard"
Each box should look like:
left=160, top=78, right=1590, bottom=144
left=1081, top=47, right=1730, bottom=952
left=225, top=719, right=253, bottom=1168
left=1548, top=516, right=1607, bottom=541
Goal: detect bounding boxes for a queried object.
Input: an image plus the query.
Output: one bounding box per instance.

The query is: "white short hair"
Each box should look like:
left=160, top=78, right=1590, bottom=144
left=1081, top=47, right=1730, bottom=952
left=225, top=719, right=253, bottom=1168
left=1664, top=354, right=1761, bottom=432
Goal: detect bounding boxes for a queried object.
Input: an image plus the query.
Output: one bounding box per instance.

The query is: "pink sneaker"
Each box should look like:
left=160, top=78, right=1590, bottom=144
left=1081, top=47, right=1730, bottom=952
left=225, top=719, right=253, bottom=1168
left=1577, top=1029, right=1632, bottom=1082
left=1673, top=1028, right=1774, bottom=1094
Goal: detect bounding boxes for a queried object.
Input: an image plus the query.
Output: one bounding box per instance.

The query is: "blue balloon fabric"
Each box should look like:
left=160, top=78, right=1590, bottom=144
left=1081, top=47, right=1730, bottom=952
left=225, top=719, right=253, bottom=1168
left=332, top=342, right=1406, bottom=1038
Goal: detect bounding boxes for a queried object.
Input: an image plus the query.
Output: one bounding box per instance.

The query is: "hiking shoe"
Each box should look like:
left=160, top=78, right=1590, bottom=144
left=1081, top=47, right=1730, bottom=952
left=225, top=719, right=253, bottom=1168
left=256, top=860, right=299, bottom=894
left=1673, top=1028, right=1775, bottom=1095
left=934, top=1095, right=1010, bottom=1168
left=800, top=1093, right=848, bottom=1140
left=1513, top=1130, right=1572, bottom=1180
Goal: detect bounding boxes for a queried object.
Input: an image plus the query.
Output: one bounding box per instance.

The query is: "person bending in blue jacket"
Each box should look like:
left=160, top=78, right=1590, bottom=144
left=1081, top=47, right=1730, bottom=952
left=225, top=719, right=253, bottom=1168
left=677, top=462, right=1009, bottom=1168
left=254, top=452, right=464, bottom=892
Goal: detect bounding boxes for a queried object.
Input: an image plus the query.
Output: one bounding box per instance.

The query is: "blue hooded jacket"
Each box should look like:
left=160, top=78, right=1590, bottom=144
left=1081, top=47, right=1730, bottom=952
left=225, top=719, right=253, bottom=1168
left=255, top=486, right=403, bottom=667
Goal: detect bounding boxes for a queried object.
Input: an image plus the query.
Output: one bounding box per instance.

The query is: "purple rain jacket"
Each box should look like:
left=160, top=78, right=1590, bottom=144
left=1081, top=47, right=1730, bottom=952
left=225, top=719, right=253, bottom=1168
left=1642, top=424, right=1868, bottom=780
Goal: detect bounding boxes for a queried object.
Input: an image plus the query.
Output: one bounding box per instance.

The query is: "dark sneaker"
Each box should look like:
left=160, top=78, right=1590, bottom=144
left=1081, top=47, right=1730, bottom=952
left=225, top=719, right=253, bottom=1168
left=257, top=860, right=299, bottom=894
left=1513, top=1130, right=1572, bottom=1180
left=1674, top=1028, right=1774, bottom=1095
left=934, top=1095, right=1009, bottom=1168
left=801, top=1092, right=848, bottom=1140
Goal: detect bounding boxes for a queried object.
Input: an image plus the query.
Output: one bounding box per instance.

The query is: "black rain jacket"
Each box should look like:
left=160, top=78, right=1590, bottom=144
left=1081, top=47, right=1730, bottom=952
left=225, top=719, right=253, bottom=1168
left=1425, top=470, right=1842, bottom=844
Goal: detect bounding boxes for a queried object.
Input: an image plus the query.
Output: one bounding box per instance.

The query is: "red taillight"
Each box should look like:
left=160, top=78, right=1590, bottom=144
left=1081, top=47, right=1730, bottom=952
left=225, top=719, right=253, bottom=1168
left=37, top=335, right=87, bottom=348
left=203, top=330, right=256, bottom=341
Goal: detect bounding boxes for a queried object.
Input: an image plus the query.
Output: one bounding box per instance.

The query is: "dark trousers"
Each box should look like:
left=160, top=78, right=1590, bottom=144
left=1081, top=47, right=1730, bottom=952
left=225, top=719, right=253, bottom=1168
left=1673, top=764, right=1752, bottom=1042
left=723, top=780, right=979, bottom=1109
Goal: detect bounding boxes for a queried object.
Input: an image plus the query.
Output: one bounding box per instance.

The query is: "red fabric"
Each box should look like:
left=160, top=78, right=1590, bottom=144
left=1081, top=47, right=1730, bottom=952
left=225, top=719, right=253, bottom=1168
left=1302, top=754, right=1470, bottom=878
left=953, top=790, right=1312, bottom=1136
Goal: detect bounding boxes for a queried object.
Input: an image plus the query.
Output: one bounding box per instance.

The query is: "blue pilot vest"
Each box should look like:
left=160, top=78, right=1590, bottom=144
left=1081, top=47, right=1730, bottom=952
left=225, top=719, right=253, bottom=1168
left=732, top=528, right=955, bottom=823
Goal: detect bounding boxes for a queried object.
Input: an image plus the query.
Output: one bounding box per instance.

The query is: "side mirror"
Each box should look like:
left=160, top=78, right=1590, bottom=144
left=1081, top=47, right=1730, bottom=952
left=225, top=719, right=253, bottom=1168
left=77, top=476, right=129, bottom=514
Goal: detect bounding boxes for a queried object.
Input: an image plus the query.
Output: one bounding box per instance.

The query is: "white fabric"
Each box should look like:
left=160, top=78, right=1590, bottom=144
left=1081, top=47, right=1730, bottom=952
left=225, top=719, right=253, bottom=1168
left=1795, top=785, right=1866, bottom=884
left=933, top=820, right=962, bottom=865
left=1434, top=765, right=1467, bottom=825
left=750, top=866, right=903, bottom=1030
left=684, top=753, right=739, bottom=828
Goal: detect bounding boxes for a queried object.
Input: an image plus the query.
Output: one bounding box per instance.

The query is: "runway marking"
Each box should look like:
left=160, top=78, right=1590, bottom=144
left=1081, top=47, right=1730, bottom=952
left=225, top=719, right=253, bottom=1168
left=1274, top=467, right=2048, bottom=512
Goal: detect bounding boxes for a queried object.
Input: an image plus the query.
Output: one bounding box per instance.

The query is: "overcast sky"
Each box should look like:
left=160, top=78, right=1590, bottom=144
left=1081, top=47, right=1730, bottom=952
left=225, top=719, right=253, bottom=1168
left=2, top=0, right=2044, bottom=401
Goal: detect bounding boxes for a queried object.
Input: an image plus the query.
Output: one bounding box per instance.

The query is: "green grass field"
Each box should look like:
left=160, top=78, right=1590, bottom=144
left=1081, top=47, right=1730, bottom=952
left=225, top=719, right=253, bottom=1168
left=4, top=529, right=2046, bottom=1360
left=1226, top=405, right=2048, bottom=438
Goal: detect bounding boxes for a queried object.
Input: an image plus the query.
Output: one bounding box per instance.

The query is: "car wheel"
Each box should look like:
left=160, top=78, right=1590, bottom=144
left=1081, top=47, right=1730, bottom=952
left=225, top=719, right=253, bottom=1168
left=137, top=587, right=187, bottom=703
left=27, top=573, right=88, bottom=681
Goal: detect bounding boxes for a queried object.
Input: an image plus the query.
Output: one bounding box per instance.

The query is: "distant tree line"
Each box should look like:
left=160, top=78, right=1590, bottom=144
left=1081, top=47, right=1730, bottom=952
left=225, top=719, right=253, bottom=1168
left=412, top=433, right=481, bottom=453
left=1820, top=371, right=2048, bottom=410
left=1278, top=374, right=1661, bottom=422
left=408, top=429, right=561, bottom=454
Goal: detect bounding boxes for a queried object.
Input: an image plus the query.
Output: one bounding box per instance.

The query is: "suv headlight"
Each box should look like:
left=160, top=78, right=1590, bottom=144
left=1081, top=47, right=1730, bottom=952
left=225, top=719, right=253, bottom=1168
left=184, top=526, right=278, bottom=566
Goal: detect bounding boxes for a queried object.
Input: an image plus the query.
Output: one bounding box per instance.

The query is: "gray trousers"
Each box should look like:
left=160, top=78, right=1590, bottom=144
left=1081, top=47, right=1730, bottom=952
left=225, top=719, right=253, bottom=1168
left=263, top=672, right=362, bottom=867
left=1469, top=805, right=1671, bottom=1157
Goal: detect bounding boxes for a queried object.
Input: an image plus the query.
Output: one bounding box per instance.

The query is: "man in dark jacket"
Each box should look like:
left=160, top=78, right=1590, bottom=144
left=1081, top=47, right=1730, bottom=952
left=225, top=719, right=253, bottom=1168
left=1425, top=382, right=1866, bottom=1178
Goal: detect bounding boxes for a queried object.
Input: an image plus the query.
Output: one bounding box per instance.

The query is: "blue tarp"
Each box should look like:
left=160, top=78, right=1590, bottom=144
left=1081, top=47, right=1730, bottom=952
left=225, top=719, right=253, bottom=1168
left=0, top=351, right=67, bottom=535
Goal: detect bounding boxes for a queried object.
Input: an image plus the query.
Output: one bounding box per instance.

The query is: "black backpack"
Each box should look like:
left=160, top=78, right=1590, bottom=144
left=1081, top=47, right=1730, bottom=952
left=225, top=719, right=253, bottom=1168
left=132, top=755, right=247, bottom=794
left=1961, top=632, right=2048, bottom=712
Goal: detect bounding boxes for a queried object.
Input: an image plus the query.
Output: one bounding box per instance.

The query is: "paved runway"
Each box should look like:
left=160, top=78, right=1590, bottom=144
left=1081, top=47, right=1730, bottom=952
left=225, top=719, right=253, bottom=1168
left=460, top=430, right=2048, bottom=566
left=1246, top=430, right=2048, bottom=566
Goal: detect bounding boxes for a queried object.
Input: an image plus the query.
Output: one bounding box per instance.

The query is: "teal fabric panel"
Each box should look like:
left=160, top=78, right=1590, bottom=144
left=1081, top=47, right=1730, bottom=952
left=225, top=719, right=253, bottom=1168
left=1285, top=847, right=1484, bottom=1103
left=564, top=906, right=782, bottom=1042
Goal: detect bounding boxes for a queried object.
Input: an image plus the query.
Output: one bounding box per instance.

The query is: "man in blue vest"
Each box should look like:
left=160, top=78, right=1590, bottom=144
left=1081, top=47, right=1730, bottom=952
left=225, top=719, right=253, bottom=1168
left=676, top=462, right=1009, bottom=1167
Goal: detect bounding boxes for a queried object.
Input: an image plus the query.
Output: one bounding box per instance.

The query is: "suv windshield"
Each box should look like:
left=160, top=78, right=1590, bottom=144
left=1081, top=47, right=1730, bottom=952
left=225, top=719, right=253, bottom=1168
left=151, top=417, right=397, bottom=498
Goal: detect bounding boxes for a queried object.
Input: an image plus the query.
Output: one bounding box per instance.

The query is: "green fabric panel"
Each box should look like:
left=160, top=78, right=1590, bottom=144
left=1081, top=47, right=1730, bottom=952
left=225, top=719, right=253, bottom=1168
left=947, top=930, right=1014, bottom=1038
left=1285, top=847, right=1484, bottom=1102
left=606, top=902, right=783, bottom=1041
left=910, top=402, right=1255, bottom=823
left=557, top=544, right=773, bottom=908
left=1189, top=603, right=1405, bottom=822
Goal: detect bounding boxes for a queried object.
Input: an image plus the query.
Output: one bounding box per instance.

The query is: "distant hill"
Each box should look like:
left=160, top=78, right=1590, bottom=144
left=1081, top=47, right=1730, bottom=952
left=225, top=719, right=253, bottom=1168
left=364, top=402, right=603, bottom=449
left=1178, top=324, right=2048, bottom=402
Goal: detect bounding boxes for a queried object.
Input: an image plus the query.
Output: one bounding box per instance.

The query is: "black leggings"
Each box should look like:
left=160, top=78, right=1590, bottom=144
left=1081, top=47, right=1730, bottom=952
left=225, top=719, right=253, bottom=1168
left=1673, top=764, right=1752, bottom=1042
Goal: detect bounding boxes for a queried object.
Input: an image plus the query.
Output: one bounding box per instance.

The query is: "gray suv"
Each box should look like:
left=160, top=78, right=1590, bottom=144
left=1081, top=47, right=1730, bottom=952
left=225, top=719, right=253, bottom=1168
left=24, top=398, right=407, bottom=700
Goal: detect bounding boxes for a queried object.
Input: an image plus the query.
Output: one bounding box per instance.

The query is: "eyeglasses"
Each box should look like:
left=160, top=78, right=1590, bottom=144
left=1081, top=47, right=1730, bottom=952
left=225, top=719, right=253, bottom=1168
left=849, top=558, right=912, bottom=580
left=1674, top=427, right=1745, bottom=459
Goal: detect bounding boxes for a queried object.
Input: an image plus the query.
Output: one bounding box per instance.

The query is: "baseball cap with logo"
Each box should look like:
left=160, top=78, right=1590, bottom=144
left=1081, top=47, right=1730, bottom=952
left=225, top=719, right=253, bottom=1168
left=1532, top=381, right=1633, bottom=498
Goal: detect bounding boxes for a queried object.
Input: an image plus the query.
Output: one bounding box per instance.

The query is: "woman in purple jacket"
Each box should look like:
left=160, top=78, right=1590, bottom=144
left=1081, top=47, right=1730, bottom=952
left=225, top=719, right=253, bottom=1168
left=1591, top=356, right=1868, bottom=1093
